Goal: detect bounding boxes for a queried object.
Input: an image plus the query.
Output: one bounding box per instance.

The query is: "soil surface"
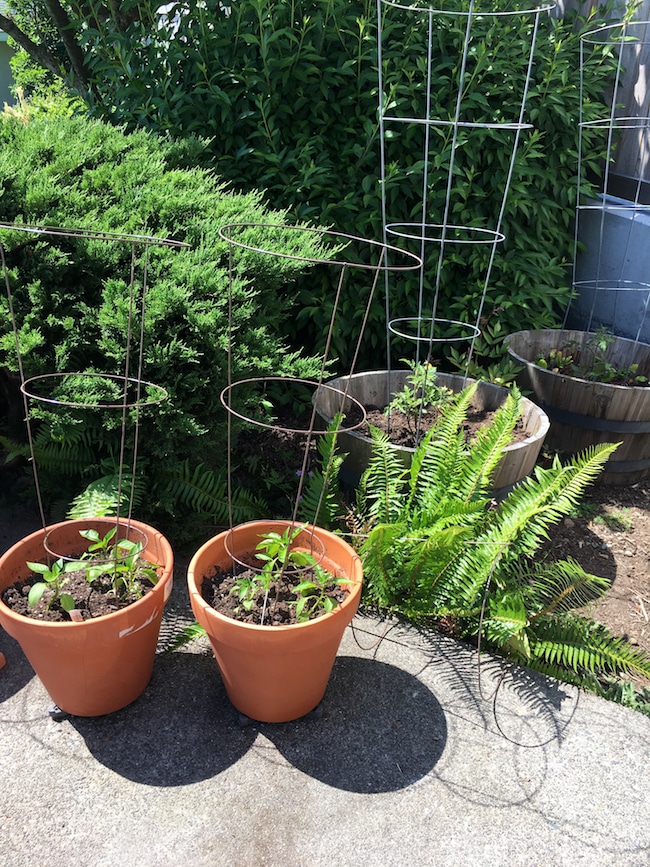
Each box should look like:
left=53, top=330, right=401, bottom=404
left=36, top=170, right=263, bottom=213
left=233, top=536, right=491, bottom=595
left=2, top=557, right=158, bottom=622
left=539, top=481, right=650, bottom=665
left=347, top=404, right=528, bottom=449
left=201, top=564, right=349, bottom=626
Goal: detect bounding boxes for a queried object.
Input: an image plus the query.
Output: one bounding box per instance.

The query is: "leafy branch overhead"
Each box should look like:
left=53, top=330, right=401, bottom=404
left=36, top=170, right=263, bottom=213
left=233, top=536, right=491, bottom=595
left=0, top=1, right=143, bottom=96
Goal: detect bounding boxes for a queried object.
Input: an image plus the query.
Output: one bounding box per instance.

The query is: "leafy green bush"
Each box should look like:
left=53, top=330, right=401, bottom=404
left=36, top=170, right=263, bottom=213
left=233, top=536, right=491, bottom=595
left=0, top=114, right=327, bottom=531
left=67, top=0, right=618, bottom=373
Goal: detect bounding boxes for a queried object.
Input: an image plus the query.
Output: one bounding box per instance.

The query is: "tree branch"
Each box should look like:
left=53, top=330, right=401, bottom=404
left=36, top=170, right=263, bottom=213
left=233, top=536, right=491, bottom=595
left=0, top=12, right=77, bottom=87
left=42, top=0, right=90, bottom=95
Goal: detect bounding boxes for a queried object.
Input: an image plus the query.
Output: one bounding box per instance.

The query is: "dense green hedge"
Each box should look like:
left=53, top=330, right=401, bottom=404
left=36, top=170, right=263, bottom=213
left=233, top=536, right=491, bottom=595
left=0, top=115, right=326, bottom=527
left=70, top=0, right=617, bottom=375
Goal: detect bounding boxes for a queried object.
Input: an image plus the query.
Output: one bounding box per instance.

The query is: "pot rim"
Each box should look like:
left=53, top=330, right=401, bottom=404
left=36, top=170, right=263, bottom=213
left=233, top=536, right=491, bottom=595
left=187, top=519, right=363, bottom=634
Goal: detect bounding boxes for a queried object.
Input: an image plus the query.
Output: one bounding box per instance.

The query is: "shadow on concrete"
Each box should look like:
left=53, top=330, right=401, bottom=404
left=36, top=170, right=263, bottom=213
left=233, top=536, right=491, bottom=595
left=0, top=632, right=35, bottom=702
left=263, top=656, right=447, bottom=793
left=70, top=652, right=257, bottom=786
left=70, top=652, right=447, bottom=792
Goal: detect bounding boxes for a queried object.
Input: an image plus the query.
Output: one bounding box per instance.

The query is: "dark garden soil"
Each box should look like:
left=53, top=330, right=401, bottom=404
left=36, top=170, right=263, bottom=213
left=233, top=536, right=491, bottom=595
left=359, top=404, right=529, bottom=449
left=1, top=556, right=159, bottom=622
left=538, top=481, right=650, bottom=665
left=201, top=565, right=349, bottom=626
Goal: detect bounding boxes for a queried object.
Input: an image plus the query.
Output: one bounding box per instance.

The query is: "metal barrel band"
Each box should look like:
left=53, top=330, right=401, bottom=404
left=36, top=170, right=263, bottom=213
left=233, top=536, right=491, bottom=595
left=539, top=403, right=650, bottom=434
left=604, top=457, right=650, bottom=473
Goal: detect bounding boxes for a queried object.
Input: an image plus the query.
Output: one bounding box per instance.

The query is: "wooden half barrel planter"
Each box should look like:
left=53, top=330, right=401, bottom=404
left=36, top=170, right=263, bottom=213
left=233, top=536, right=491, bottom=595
left=313, top=370, right=549, bottom=494
left=505, top=329, right=650, bottom=485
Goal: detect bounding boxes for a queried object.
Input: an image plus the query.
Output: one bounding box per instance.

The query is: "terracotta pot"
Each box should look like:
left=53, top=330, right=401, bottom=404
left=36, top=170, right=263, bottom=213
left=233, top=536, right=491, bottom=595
left=0, top=517, right=174, bottom=716
left=187, top=520, right=363, bottom=723
left=505, top=329, right=650, bottom=485
left=313, top=370, right=549, bottom=495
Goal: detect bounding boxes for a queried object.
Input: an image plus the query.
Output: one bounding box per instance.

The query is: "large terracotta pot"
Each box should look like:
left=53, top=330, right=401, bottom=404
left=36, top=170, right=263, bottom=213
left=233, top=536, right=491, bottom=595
left=505, top=329, right=650, bottom=485
left=313, top=370, right=549, bottom=494
left=187, top=520, right=363, bottom=723
left=0, top=517, right=174, bottom=716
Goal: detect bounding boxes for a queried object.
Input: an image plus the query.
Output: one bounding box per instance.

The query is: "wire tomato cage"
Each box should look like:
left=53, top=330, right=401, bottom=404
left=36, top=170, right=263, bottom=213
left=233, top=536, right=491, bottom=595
left=217, top=222, right=422, bottom=533
left=561, top=20, right=650, bottom=350
left=377, top=0, right=554, bottom=380
left=1, top=222, right=189, bottom=546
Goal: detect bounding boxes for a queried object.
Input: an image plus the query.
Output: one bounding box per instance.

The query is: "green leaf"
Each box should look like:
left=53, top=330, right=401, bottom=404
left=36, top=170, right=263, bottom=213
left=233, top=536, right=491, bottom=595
left=27, top=561, right=55, bottom=576
left=60, top=594, right=76, bottom=612
left=28, top=582, right=48, bottom=607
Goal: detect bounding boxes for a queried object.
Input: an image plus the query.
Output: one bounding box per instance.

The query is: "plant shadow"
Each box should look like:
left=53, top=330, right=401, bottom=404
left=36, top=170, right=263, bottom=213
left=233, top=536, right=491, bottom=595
left=70, top=651, right=257, bottom=786
left=259, top=655, right=447, bottom=793
left=70, top=652, right=447, bottom=792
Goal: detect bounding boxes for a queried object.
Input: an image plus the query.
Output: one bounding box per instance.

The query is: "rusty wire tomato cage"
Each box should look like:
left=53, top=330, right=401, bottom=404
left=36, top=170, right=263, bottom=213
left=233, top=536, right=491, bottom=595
left=1, top=222, right=189, bottom=543
left=217, top=223, right=423, bottom=536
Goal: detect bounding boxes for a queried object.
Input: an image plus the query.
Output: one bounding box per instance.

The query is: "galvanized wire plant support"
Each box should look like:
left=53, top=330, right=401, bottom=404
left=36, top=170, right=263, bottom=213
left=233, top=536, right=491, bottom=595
left=1, top=223, right=188, bottom=540
left=564, top=19, right=650, bottom=344
left=377, top=0, right=553, bottom=375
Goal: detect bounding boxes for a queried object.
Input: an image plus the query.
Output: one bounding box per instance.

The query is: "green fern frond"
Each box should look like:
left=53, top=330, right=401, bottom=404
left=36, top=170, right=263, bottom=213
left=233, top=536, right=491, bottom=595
left=529, top=616, right=650, bottom=682
left=357, top=425, right=406, bottom=524
left=66, top=473, right=145, bottom=519
left=36, top=441, right=97, bottom=475
left=297, top=415, right=346, bottom=528
left=163, top=621, right=207, bottom=653
left=164, top=460, right=266, bottom=525
left=525, top=558, right=610, bottom=619
left=476, top=442, right=619, bottom=566
left=456, top=385, right=522, bottom=501
left=410, top=383, right=478, bottom=503
left=360, top=522, right=407, bottom=606
left=0, top=435, right=30, bottom=463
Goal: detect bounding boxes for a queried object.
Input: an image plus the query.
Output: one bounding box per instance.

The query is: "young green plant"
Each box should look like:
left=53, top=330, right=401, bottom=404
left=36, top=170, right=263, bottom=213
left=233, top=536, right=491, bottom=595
left=79, top=527, right=159, bottom=600
left=387, top=361, right=454, bottom=434
left=26, top=557, right=85, bottom=612
left=230, top=525, right=349, bottom=623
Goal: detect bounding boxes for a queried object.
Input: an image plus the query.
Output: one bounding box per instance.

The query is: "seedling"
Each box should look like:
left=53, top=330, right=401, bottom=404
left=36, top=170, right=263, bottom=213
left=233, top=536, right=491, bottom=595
left=387, top=361, right=454, bottom=431
left=230, top=526, right=349, bottom=622
left=26, top=557, right=85, bottom=612
left=536, top=329, right=648, bottom=386
left=79, top=527, right=159, bottom=599
left=26, top=526, right=159, bottom=616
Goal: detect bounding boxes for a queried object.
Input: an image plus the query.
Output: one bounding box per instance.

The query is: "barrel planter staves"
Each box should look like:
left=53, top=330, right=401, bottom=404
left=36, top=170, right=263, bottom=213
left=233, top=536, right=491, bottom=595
left=505, top=329, right=650, bottom=485
left=313, top=370, right=549, bottom=494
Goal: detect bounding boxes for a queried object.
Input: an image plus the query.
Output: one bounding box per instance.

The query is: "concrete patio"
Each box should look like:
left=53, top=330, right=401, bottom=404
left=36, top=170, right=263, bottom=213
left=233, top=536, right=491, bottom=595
left=1, top=548, right=649, bottom=866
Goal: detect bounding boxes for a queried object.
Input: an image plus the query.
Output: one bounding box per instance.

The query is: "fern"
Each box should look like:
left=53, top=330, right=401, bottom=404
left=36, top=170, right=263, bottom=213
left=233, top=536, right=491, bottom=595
left=296, top=414, right=346, bottom=529
left=529, top=616, right=650, bottom=682
left=163, top=459, right=266, bottom=526
left=356, top=425, right=406, bottom=525
left=409, top=383, right=477, bottom=504
left=66, top=473, right=145, bottom=519
left=453, top=385, right=522, bottom=503
left=354, top=386, right=650, bottom=697
left=525, top=558, right=611, bottom=619
left=163, top=621, right=207, bottom=654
